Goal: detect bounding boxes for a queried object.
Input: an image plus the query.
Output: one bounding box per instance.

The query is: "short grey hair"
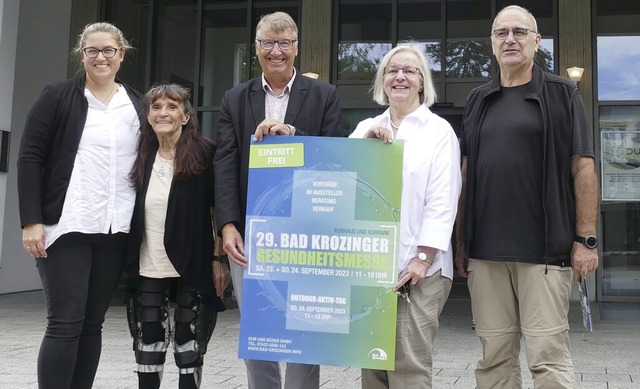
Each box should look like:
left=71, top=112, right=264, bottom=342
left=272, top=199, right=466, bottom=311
left=371, top=44, right=437, bottom=107
left=255, top=12, right=298, bottom=40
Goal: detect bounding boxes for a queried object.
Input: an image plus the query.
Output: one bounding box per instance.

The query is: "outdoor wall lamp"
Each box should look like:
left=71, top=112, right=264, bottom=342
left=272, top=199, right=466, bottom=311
left=567, top=66, right=585, bottom=85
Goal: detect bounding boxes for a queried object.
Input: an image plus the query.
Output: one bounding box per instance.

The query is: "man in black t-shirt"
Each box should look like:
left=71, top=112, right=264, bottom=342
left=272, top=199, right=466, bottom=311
left=455, top=5, right=599, bottom=388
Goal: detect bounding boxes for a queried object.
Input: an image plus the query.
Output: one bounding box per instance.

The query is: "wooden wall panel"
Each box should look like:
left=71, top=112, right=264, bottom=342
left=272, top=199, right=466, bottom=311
left=558, top=0, right=593, bottom=122
left=300, top=0, right=332, bottom=81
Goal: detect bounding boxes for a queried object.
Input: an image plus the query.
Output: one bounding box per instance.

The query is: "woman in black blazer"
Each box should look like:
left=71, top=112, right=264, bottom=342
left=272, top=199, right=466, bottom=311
left=17, top=22, right=143, bottom=389
left=126, top=83, right=225, bottom=389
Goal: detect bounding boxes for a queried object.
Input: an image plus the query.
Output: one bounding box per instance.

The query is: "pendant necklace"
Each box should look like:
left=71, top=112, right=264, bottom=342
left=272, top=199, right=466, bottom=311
left=156, top=155, right=173, bottom=177
left=87, top=82, right=117, bottom=105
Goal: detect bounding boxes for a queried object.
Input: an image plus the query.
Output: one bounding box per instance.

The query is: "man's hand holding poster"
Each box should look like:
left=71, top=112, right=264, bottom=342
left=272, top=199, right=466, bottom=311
left=239, top=136, right=403, bottom=370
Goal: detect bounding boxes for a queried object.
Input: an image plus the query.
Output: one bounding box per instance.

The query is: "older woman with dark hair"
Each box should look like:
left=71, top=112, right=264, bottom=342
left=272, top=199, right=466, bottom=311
left=126, top=83, right=225, bottom=389
left=349, top=45, right=461, bottom=389
left=17, top=22, right=143, bottom=389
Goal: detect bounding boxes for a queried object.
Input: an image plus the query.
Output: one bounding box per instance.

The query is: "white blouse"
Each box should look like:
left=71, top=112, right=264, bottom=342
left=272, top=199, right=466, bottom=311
left=44, top=85, right=139, bottom=248
left=349, top=104, right=462, bottom=280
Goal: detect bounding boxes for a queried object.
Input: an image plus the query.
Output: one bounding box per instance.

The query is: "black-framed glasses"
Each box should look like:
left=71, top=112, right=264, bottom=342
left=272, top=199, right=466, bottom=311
left=385, top=66, right=421, bottom=77
left=256, top=39, right=297, bottom=51
left=492, top=27, right=537, bottom=40
left=82, top=47, right=121, bottom=58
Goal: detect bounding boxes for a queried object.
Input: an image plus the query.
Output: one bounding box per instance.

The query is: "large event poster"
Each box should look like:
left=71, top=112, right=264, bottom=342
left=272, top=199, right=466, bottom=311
left=238, top=136, right=404, bottom=370
left=601, top=130, right=640, bottom=201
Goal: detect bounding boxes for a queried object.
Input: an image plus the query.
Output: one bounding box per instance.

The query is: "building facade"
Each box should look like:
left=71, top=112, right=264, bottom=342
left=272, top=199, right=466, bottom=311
left=1, top=0, right=639, bottom=303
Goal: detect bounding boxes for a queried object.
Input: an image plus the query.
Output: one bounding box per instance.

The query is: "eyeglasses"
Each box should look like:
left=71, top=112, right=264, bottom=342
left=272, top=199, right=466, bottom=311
left=82, top=47, right=121, bottom=58
left=256, top=39, right=297, bottom=51
left=492, top=27, right=537, bottom=40
left=385, top=66, right=421, bottom=77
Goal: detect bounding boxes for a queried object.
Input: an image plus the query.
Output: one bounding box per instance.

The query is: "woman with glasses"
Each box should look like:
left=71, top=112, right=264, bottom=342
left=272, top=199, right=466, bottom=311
left=349, top=44, right=461, bottom=389
left=17, top=22, right=143, bottom=389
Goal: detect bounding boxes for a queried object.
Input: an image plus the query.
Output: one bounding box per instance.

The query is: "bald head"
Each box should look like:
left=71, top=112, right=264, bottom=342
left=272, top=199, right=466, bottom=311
left=493, top=5, right=538, bottom=33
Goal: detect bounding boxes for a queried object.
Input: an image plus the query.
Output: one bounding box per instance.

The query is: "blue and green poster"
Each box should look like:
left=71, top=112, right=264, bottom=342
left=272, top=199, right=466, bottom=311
left=239, top=136, right=403, bottom=370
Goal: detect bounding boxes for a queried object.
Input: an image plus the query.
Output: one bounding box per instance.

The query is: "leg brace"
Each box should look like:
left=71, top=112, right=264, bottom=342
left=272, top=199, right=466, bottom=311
left=127, top=280, right=171, bottom=375
left=173, top=288, right=218, bottom=388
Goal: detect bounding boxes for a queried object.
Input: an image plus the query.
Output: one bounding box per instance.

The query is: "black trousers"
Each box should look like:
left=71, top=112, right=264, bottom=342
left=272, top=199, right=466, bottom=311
left=36, top=232, right=127, bottom=389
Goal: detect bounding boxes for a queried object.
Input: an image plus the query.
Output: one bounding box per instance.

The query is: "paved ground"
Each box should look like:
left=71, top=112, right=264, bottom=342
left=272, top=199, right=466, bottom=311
left=0, top=289, right=639, bottom=388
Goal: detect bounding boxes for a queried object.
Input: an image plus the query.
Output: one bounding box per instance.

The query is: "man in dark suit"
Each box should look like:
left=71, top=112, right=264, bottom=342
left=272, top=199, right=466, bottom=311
left=213, top=11, right=344, bottom=389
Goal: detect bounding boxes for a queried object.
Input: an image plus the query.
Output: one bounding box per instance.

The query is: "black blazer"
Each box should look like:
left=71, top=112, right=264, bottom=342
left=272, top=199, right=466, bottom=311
left=127, top=142, right=224, bottom=310
left=213, top=73, right=345, bottom=236
left=17, top=76, right=144, bottom=227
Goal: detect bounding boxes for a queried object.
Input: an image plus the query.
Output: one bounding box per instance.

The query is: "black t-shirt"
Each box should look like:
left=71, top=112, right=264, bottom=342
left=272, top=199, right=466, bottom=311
left=469, top=83, right=545, bottom=262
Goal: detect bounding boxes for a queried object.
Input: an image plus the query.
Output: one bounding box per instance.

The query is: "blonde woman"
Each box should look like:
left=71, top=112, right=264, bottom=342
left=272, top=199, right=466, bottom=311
left=17, top=22, right=143, bottom=388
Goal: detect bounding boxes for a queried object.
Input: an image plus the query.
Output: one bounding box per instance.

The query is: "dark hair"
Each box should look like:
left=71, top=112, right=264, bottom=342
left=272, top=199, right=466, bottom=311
left=129, top=83, right=214, bottom=190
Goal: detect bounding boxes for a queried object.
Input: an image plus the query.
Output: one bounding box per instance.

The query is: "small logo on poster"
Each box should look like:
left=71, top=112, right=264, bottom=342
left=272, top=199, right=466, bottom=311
left=367, top=348, right=388, bottom=361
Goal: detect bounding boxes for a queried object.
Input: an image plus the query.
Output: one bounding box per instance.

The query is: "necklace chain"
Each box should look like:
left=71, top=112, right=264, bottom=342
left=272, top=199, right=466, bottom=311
left=156, top=149, right=175, bottom=177
left=87, top=82, right=117, bottom=105
left=390, top=120, right=400, bottom=130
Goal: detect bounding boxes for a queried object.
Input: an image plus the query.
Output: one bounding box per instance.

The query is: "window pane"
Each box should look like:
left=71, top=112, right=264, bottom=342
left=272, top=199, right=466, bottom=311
left=200, top=2, right=248, bottom=107
left=601, top=202, right=640, bottom=298
left=200, top=111, right=220, bottom=141
left=445, top=38, right=492, bottom=78
left=496, top=0, right=553, bottom=17
left=599, top=105, right=640, bottom=201
left=597, top=36, right=640, bottom=101
left=536, top=38, right=554, bottom=73
left=446, top=0, right=492, bottom=78
left=104, top=0, right=150, bottom=93
left=341, top=108, right=386, bottom=134
left=155, top=0, right=198, bottom=92
left=397, top=41, right=441, bottom=80
left=398, top=1, right=442, bottom=77
left=338, top=42, right=392, bottom=80
left=599, top=105, right=640, bottom=299
left=596, top=0, right=640, bottom=34
left=597, top=0, right=640, bottom=15
left=338, top=0, right=392, bottom=80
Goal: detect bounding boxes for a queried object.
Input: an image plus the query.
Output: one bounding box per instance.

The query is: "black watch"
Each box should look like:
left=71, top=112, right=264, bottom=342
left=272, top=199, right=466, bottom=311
left=574, top=235, right=598, bottom=249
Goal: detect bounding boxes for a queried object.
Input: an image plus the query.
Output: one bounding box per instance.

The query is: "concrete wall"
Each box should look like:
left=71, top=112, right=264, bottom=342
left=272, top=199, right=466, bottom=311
left=0, top=0, right=17, bottom=272
left=0, top=0, right=73, bottom=293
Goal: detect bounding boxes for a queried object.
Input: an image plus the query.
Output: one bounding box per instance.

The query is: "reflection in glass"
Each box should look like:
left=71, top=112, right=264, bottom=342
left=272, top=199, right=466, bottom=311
left=445, top=0, right=491, bottom=78
left=445, top=38, right=492, bottom=78
left=398, top=41, right=441, bottom=78
left=601, top=203, right=640, bottom=298
left=599, top=105, right=640, bottom=299
left=338, top=43, right=392, bottom=80
left=398, top=1, right=441, bottom=75
left=536, top=39, right=554, bottom=73
left=338, top=1, right=391, bottom=80
left=597, top=36, right=640, bottom=101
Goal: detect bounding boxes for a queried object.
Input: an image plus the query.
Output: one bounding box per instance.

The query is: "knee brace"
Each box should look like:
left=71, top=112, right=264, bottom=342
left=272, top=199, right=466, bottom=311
left=130, top=288, right=171, bottom=374
left=173, top=291, right=218, bottom=370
